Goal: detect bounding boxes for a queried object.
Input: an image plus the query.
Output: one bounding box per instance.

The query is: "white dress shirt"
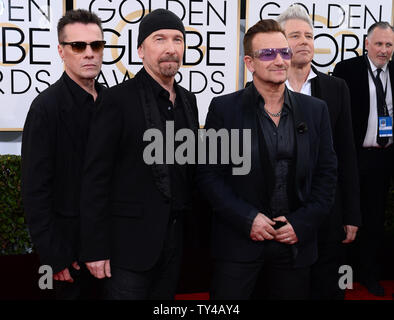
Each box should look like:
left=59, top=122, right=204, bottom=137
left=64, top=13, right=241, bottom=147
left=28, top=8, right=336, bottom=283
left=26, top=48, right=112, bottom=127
left=286, top=68, right=317, bottom=96
left=363, top=57, right=393, bottom=148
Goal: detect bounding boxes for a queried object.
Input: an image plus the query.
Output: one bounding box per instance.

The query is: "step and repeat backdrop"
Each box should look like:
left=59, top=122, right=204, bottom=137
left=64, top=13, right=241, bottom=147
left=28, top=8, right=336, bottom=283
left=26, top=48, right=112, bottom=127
left=74, top=0, right=241, bottom=126
left=0, top=0, right=393, bottom=130
left=245, top=0, right=393, bottom=82
left=0, top=0, right=240, bottom=129
left=0, top=0, right=66, bottom=130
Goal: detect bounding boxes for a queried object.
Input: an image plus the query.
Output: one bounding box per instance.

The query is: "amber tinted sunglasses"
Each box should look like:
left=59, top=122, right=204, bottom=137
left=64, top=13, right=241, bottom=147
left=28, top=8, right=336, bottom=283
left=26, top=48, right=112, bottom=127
left=60, top=40, right=106, bottom=53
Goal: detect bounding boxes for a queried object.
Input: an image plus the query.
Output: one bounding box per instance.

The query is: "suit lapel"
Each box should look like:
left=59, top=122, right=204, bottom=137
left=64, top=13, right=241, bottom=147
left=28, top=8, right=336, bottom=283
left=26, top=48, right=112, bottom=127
left=361, top=56, right=371, bottom=111
left=357, top=56, right=372, bottom=140
left=389, top=61, right=394, bottom=107
left=173, top=87, right=198, bottom=183
left=241, top=84, right=274, bottom=204
left=310, top=66, right=322, bottom=99
left=135, top=70, right=172, bottom=200
left=177, top=89, right=199, bottom=132
left=288, top=90, right=309, bottom=203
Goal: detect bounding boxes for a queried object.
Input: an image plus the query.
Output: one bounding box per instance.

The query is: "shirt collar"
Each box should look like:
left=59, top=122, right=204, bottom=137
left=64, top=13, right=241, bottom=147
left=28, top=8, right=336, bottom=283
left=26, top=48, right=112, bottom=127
left=141, top=67, right=177, bottom=100
left=307, top=67, right=318, bottom=80
left=283, top=87, right=292, bottom=111
left=63, top=71, right=101, bottom=106
left=367, top=56, right=388, bottom=73
left=285, top=66, right=317, bottom=90
left=250, top=82, right=292, bottom=111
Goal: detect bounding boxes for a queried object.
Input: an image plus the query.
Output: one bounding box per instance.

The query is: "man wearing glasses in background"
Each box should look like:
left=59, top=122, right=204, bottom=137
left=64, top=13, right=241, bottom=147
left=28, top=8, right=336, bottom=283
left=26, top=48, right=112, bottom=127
left=197, top=19, right=337, bottom=299
left=22, top=9, right=105, bottom=299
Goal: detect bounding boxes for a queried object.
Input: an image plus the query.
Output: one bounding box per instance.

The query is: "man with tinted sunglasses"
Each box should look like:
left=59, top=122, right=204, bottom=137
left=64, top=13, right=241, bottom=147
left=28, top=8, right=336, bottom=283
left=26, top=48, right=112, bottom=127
left=197, top=19, right=337, bottom=299
left=22, top=9, right=105, bottom=299
left=79, top=9, right=199, bottom=299
left=277, top=4, right=361, bottom=299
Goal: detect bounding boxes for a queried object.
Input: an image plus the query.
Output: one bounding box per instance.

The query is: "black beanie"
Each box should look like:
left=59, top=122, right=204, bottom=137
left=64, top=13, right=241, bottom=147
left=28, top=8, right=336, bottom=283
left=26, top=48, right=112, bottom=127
left=137, top=9, right=185, bottom=47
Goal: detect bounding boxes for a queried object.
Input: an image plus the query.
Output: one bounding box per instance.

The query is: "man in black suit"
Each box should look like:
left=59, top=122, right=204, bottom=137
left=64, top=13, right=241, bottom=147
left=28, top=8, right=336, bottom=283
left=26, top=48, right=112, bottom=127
left=197, top=19, right=337, bottom=299
left=79, top=9, right=199, bottom=299
left=277, top=5, right=361, bottom=299
left=333, top=22, right=394, bottom=296
left=22, top=9, right=105, bottom=299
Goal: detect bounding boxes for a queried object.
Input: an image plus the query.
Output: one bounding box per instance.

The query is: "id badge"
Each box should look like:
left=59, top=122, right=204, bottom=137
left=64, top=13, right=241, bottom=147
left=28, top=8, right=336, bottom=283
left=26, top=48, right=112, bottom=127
left=378, top=116, right=393, bottom=137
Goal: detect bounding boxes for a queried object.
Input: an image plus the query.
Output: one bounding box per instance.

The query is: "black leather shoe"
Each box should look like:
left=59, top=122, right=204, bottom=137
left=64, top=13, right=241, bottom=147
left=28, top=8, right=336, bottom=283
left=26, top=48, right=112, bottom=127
left=360, top=279, right=385, bottom=297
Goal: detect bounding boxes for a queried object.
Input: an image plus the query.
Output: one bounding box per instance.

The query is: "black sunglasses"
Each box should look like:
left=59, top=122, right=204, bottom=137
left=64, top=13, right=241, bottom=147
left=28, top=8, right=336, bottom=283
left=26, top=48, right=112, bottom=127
left=60, top=40, right=106, bottom=53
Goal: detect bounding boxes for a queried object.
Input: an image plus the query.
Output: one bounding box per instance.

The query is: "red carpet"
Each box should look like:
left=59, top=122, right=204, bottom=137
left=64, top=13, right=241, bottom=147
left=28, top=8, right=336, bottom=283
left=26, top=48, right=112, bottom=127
left=175, top=280, right=394, bottom=300
left=345, top=280, right=394, bottom=300
left=175, top=292, right=210, bottom=300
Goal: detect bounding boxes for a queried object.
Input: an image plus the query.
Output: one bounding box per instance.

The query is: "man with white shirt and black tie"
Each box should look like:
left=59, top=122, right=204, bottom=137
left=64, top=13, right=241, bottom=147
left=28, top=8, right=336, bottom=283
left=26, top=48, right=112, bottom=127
left=333, top=21, right=394, bottom=296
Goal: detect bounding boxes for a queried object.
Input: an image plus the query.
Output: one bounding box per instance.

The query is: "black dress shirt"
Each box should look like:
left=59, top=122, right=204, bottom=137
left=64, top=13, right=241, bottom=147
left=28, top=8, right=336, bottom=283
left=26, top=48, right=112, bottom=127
left=142, top=69, right=192, bottom=214
left=254, top=86, right=296, bottom=218
left=63, top=72, right=103, bottom=156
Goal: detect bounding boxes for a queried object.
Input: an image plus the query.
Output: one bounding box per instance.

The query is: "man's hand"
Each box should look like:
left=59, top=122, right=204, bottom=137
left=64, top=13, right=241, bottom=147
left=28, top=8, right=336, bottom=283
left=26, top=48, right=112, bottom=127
left=273, top=216, right=298, bottom=245
left=53, top=261, right=80, bottom=282
left=250, top=213, right=276, bottom=241
left=342, top=225, right=358, bottom=244
left=86, top=259, right=111, bottom=279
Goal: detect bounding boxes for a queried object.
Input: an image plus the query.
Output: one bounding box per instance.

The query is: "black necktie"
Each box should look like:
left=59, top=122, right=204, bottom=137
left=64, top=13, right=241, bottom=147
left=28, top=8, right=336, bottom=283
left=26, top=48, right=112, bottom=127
left=375, top=68, right=389, bottom=147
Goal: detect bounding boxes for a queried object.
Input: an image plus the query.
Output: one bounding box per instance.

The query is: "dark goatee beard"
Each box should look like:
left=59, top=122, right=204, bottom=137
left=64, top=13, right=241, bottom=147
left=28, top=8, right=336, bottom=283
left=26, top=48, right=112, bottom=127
left=159, top=55, right=181, bottom=77
left=159, top=64, right=180, bottom=77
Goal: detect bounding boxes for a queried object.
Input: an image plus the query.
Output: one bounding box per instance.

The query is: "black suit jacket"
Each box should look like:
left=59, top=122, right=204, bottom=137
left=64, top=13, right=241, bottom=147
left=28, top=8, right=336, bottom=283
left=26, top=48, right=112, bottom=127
left=196, top=84, right=337, bottom=268
left=310, top=67, right=361, bottom=239
left=80, top=68, right=199, bottom=272
left=332, top=55, right=394, bottom=149
left=22, top=73, right=104, bottom=273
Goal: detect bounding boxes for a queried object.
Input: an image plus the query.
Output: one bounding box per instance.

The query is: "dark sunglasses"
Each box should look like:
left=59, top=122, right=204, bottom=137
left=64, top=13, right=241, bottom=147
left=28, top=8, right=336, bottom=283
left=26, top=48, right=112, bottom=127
left=60, top=40, right=106, bottom=53
left=254, top=47, right=293, bottom=61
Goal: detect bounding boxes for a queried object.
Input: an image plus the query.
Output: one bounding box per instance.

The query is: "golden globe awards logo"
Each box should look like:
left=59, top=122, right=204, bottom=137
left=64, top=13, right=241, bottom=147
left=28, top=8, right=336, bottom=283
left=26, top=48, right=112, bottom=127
left=87, top=0, right=229, bottom=95
left=78, top=0, right=241, bottom=125
left=0, top=0, right=63, bottom=129
left=0, top=2, right=54, bottom=95
left=0, top=1, right=5, bottom=16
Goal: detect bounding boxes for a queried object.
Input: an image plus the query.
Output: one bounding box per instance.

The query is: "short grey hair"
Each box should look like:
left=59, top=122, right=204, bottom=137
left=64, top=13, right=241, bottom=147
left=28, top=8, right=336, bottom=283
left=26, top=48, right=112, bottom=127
left=276, top=4, right=313, bottom=30
left=367, top=21, right=394, bottom=39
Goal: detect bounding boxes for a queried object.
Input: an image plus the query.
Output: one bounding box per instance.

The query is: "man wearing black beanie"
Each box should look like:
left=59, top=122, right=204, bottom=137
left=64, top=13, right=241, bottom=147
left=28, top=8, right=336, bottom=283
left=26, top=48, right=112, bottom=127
left=80, top=9, right=199, bottom=299
left=137, top=8, right=186, bottom=48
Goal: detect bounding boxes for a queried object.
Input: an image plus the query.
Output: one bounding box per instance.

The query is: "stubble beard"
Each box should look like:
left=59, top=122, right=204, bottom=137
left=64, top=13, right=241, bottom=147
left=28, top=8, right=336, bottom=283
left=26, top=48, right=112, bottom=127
left=159, top=55, right=181, bottom=78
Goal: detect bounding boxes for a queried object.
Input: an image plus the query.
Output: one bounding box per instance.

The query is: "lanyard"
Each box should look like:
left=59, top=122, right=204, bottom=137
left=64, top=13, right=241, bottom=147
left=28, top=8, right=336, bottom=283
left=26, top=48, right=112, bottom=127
left=365, top=55, right=388, bottom=105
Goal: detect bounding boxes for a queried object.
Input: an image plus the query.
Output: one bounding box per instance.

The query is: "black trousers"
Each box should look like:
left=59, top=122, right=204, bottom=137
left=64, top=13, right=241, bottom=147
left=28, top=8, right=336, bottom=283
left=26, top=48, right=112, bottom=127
left=54, top=263, right=104, bottom=300
left=357, top=146, right=393, bottom=281
left=211, top=241, right=310, bottom=300
left=310, top=240, right=346, bottom=300
left=104, top=217, right=183, bottom=300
